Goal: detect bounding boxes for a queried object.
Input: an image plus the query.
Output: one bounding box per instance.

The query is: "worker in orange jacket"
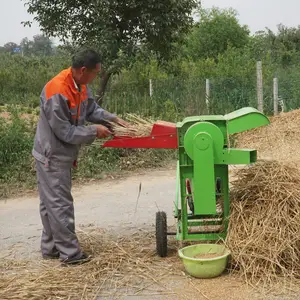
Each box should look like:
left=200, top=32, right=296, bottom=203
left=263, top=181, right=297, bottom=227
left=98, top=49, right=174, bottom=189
left=32, top=49, right=127, bottom=265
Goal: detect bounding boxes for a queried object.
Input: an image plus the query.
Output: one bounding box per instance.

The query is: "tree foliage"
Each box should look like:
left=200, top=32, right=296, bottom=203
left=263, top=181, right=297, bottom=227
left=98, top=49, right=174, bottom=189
left=183, top=7, right=250, bottom=60
left=2, top=42, right=19, bottom=54
left=24, top=0, right=200, bottom=103
left=249, top=24, right=300, bottom=66
left=20, top=35, right=53, bottom=56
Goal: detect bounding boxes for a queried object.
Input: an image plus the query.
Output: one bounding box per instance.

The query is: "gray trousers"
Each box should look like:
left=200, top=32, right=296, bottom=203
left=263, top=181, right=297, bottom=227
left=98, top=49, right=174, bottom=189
left=35, top=160, right=83, bottom=260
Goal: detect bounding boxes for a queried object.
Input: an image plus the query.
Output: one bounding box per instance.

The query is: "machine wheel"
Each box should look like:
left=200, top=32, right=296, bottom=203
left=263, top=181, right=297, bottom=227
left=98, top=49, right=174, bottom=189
left=156, top=211, right=168, bottom=257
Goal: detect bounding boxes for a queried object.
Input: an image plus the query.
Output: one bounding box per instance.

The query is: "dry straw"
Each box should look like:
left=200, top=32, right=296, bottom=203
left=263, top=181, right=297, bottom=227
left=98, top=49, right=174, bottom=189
left=91, top=114, right=155, bottom=148
left=106, top=114, right=176, bottom=137
left=0, top=229, right=183, bottom=300
left=235, top=109, right=300, bottom=165
left=227, top=160, right=300, bottom=285
left=110, top=114, right=154, bottom=137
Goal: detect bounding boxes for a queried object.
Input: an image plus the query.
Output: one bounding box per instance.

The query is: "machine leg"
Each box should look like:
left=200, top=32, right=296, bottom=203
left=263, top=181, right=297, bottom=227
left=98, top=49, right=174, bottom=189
left=156, top=211, right=168, bottom=257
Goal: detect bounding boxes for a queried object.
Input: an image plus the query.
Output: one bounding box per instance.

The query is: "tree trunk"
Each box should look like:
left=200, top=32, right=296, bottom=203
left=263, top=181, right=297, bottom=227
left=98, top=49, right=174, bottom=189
left=95, top=70, right=112, bottom=106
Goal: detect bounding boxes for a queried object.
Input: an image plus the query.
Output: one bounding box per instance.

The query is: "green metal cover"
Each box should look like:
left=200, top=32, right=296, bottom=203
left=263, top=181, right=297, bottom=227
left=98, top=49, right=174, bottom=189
left=177, top=115, right=225, bottom=128
left=224, top=107, right=270, bottom=135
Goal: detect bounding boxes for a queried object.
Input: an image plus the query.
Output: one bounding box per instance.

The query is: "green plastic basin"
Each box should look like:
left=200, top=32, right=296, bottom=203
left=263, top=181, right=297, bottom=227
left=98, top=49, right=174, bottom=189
left=178, top=244, right=230, bottom=278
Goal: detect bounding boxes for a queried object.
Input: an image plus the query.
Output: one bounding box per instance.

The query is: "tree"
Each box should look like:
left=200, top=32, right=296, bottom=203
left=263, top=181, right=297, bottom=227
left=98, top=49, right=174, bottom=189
left=23, top=0, right=200, bottom=104
left=20, top=35, right=53, bottom=56
left=3, top=42, right=20, bottom=54
left=249, top=24, right=300, bottom=66
left=20, top=37, right=33, bottom=56
left=32, top=34, right=53, bottom=56
left=183, top=7, right=250, bottom=60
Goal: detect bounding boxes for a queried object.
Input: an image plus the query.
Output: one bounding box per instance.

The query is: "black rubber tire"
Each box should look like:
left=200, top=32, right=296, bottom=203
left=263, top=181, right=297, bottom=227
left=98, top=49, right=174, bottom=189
left=156, top=211, right=168, bottom=257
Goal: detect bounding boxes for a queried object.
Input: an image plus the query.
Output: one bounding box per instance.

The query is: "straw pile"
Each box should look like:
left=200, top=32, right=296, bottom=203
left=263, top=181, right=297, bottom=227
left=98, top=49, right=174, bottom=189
left=229, top=109, right=300, bottom=284
left=227, top=160, right=300, bottom=284
left=235, top=109, right=300, bottom=165
left=0, top=228, right=182, bottom=300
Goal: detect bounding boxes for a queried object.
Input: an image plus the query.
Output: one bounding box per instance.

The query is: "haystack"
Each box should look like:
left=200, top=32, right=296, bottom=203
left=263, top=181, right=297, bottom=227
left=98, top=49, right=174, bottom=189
left=235, top=109, right=300, bottom=165
left=227, top=160, right=300, bottom=284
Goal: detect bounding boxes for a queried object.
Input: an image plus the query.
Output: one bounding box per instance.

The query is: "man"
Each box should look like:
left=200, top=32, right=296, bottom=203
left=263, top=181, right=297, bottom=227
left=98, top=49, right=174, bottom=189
left=32, top=49, right=127, bottom=265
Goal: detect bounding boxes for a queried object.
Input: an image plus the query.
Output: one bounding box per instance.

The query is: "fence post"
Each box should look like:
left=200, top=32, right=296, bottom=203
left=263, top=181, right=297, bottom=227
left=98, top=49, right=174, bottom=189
left=149, top=79, right=153, bottom=97
left=273, top=78, right=279, bottom=115
left=206, top=79, right=210, bottom=113
left=256, top=61, right=263, bottom=113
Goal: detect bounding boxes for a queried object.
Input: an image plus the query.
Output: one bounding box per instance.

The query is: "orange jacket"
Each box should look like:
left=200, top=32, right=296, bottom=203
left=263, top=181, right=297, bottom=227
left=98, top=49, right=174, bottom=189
left=32, top=67, right=115, bottom=168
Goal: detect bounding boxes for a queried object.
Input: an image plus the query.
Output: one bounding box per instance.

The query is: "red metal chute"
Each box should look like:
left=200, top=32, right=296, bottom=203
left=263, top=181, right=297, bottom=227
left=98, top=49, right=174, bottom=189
left=102, top=121, right=178, bottom=149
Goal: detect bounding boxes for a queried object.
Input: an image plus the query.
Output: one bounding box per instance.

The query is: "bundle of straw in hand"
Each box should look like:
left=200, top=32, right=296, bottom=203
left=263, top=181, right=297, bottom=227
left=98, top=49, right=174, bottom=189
left=109, top=114, right=154, bottom=137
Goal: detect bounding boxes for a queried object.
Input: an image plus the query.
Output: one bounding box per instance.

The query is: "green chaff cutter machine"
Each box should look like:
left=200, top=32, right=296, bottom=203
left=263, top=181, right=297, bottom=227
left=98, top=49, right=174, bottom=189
left=103, top=107, right=270, bottom=257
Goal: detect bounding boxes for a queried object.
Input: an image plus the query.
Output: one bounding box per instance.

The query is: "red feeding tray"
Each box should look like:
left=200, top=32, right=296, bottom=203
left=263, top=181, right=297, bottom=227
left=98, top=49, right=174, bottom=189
left=102, top=121, right=178, bottom=149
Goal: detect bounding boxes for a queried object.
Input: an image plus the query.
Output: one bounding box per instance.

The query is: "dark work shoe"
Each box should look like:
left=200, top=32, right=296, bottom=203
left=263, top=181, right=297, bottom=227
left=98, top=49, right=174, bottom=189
left=42, top=253, right=60, bottom=260
left=61, top=253, right=91, bottom=266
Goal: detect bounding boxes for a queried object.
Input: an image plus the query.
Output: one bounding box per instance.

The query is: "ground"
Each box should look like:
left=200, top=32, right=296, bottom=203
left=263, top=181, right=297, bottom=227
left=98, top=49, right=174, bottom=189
left=0, top=168, right=297, bottom=299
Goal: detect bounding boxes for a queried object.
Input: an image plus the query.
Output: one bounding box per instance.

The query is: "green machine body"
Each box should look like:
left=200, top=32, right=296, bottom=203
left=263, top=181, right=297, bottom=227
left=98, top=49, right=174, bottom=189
left=173, top=107, right=270, bottom=243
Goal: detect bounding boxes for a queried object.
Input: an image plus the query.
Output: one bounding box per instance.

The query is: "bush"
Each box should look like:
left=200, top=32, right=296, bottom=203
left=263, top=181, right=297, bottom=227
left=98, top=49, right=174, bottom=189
left=0, top=108, right=35, bottom=197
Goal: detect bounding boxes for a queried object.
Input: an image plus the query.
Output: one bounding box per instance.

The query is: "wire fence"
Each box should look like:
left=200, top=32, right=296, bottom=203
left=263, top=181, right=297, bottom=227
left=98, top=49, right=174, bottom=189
left=103, top=68, right=300, bottom=119
left=1, top=53, right=300, bottom=119
left=104, top=77, right=207, bottom=119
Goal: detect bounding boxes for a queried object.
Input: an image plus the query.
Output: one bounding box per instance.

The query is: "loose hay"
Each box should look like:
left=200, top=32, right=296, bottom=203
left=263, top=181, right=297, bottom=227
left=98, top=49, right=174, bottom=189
left=235, top=109, right=300, bottom=165
left=106, top=114, right=176, bottom=137
left=227, top=160, right=300, bottom=285
left=0, top=228, right=182, bottom=300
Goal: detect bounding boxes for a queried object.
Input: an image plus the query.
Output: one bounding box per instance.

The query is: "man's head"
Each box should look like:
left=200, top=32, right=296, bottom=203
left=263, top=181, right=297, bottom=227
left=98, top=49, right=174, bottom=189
left=71, top=49, right=102, bottom=85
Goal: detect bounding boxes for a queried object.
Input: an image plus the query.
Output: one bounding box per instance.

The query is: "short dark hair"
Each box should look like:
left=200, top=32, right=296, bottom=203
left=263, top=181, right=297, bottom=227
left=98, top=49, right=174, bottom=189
left=72, top=49, right=102, bottom=69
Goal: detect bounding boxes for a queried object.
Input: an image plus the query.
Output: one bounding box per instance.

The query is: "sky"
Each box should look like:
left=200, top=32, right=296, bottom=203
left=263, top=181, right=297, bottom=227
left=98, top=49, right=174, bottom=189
left=0, top=0, right=300, bottom=46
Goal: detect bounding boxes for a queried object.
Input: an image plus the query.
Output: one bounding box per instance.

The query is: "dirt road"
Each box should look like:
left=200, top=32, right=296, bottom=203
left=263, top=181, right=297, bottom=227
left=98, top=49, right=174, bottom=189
left=0, top=169, right=176, bottom=259
left=0, top=169, right=296, bottom=299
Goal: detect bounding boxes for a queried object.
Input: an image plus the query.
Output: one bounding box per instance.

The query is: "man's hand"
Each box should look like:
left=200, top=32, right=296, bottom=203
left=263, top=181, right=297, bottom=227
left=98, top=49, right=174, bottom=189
left=114, top=117, right=130, bottom=128
left=95, top=125, right=112, bottom=138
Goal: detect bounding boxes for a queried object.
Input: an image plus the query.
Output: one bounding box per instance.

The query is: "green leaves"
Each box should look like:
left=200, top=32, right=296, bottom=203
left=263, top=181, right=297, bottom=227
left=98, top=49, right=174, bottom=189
left=183, top=7, right=250, bottom=60
left=249, top=25, right=300, bottom=66
left=23, top=0, right=200, bottom=73
left=20, top=35, right=54, bottom=56
left=23, top=0, right=199, bottom=102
